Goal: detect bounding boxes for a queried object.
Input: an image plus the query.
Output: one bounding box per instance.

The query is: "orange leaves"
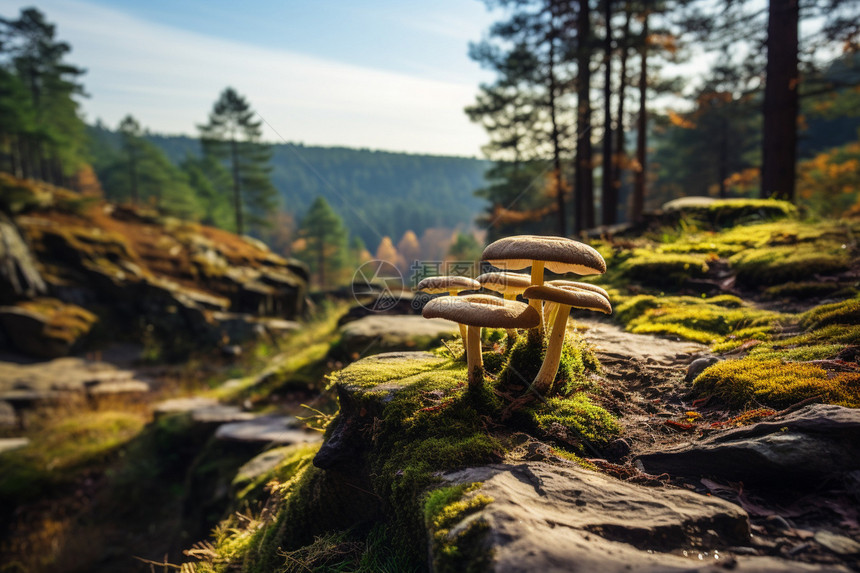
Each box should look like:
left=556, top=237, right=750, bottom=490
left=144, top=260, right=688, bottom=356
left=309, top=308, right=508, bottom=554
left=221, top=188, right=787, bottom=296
left=667, top=110, right=696, bottom=129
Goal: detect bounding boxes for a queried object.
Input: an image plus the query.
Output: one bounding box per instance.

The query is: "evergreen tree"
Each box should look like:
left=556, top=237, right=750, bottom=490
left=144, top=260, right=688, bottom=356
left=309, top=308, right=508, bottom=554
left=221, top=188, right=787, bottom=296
left=198, top=87, right=276, bottom=235
left=181, top=154, right=234, bottom=229
left=118, top=114, right=142, bottom=203
left=0, top=7, right=87, bottom=185
left=294, top=196, right=348, bottom=288
left=100, top=117, right=201, bottom=219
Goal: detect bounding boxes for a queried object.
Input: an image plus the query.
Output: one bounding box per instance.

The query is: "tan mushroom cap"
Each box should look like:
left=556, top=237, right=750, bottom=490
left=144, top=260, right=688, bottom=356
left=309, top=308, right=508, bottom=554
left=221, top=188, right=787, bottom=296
left=422, top=294, right=541, bottom=328
left=416, top=275, right=481, bottom=294
left=547, top=280, right=610, bottom=301
left=482, top=235, right=606, bottom=275
left=523, top=285, right=613, bottom=314
left=475, top=271, right=532, bottom=295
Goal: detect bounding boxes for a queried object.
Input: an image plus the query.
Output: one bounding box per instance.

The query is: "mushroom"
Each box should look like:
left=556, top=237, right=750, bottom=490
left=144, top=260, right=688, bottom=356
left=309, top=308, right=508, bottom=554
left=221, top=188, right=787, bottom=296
left=422, top=294, right=540, bottom=391
left=416, top=275, right=481, bottom=341
left=545, top=280, right=611, bottom=326
left=475, top=271, right=532, bottom=343
left=481, top=235, right=606, bottom=326
left=522, top=284, right=612, bottom=395
left=546, top=279, right=610, bottom=302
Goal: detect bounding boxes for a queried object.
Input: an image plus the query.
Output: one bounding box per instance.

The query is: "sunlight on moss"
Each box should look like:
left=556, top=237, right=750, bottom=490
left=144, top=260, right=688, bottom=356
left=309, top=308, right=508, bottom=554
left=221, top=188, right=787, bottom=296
left=618, top=250, right=710, bottom=286
left=693, top=357, right=860, bottom=408
left=528, top=394, right=622, bottom=452
left=424, top=482, right=493, bottom=573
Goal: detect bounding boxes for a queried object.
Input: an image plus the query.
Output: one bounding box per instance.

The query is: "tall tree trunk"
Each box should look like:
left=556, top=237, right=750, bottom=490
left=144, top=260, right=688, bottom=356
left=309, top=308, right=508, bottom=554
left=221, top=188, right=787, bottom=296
left=613, top=4, right=631, bottom=221
left=601, top=0, right=615, bottom=226
left=128, top=146, right=138, bottom=204
left=718, top=115, right=728, bottom=198
left=575, top=0, right=594, bottom=233
left=548, top=14, right=567, bottom=237
left=760, top=0, right=799, bottom=201
left=230, top=137, right=243, bottom=235
left=632, top=11, right=648, bottom=223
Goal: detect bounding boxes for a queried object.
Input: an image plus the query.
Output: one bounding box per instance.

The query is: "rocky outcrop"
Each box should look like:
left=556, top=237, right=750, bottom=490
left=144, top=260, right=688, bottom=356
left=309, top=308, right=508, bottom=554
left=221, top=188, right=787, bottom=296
left=0, top=298, right=97, bottom=358
left=637, top=404, right=860, bottom=484
left=437, top=462, right=842, bottom=572
left=337, top=315, right=458, bottom=358
left=0, top=175, right=308, bottom=358
left=0, top=213, right=46, bottom=300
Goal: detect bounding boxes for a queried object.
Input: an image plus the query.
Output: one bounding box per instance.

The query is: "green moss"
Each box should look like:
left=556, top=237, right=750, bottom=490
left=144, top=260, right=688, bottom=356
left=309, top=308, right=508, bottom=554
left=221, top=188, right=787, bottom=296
left=617, top=295, right=781, bottom=346
left=764, top=281, right=851, bottom=299
left=0, top=411, right=146, bottom=502
left=776, top=324, right=860, bottom=347
left=424, top=483, right=493, bottom=573
left=693, top=357, right=860, bottom=408
left=497, top=330, right=599, bottom=397
left=748, top=344, right=846, bottom=362
left=729, top=245, right=850, bottom=285
left=666, top=198, right=798, bottom=229
left=799, top=297, right=860, bottom=331
left=619, top=251, right=710, bottom=286
left=527, top=394, right=622, bottom=453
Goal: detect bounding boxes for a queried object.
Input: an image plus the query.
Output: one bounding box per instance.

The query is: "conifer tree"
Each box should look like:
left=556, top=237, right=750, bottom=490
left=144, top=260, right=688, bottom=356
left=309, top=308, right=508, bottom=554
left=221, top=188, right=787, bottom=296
left=0, top=7, right=87, bottom=184
left=295, top=196, right=348, bottom=288
left=198, top=87, right=276, bottom=235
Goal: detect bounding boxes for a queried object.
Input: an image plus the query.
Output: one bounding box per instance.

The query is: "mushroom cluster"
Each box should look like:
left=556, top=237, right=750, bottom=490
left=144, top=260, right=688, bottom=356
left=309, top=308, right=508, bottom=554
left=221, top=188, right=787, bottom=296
left=417, top=235, right=612, bottom=397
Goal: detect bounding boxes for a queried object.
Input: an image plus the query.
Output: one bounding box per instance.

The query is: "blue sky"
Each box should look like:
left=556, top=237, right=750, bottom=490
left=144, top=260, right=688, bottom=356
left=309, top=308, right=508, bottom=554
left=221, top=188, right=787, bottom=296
left=0, top=0, right=499, bottom=156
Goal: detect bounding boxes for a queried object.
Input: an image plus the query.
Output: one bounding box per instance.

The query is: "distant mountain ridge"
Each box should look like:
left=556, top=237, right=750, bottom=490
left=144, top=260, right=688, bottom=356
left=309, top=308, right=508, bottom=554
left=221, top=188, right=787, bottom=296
left=90, top=126, right=490, bottom=249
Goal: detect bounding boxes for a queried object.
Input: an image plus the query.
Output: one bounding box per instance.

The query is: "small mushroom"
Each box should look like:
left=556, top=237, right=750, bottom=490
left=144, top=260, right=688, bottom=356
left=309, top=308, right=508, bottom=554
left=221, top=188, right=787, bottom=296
left=546, top=279, right=610, bottom=302
left=523, top=284, right=612, bottom=395
left=482, top=235, right=606, bottom=325
left=476, top=271, right=532, bottom=342
left=545, top=280, right=611, bottom=326
left=422, top=294, right=540, bottom=390
left=416, top=275, right=481, bottom=341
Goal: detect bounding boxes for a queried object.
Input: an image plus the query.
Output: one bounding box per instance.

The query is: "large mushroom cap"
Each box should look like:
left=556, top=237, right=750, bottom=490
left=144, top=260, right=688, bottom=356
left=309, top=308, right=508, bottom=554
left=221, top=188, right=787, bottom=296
left=482, top=235, right=606, bottom=275
left=416, top=275, right=481, bottom=294
left=422, top=294, right=541, bottom=328
left=523, top=285, right=613, bottom=314
left=476, top=271, right=532, bottom=296
left=547, top=279, right=610, bottom=301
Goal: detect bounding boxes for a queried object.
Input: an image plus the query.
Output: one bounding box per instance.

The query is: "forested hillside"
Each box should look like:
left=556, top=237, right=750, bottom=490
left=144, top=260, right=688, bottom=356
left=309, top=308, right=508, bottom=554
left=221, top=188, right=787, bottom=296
left=87, top=125, right=489, bottom=249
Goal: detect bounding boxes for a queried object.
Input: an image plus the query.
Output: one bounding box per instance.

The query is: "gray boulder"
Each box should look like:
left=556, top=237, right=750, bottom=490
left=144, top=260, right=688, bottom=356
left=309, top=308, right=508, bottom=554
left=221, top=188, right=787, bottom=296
left=338, top=314, right=457, bottom=358
left=637, top=405, right=860, bottom=483
left=437, top=462, right=847, bottom=572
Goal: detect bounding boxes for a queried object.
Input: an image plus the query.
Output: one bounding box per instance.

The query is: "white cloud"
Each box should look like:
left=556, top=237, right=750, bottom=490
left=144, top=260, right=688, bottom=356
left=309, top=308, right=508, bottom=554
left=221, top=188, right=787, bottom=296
left=4, top=0, right=488, bottom=156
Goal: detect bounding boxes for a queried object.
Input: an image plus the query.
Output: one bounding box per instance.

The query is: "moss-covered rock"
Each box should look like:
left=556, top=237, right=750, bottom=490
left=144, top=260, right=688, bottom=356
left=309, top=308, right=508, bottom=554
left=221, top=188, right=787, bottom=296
left=618, top=251, right=710, bottom=286
left=693, top=357, right=860, bottom=408
left=0, top=298, right=97, bottom=358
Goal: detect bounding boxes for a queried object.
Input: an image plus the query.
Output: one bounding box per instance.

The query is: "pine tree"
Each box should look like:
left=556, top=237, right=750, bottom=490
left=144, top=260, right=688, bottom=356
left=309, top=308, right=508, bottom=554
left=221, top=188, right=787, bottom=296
left=198, top=87, right=276, bottom=235
left=118, top=115, right=142, bottom=203
left=295, top=196, right=348, bottom=288
left=0, top=7, right=87, bottom=185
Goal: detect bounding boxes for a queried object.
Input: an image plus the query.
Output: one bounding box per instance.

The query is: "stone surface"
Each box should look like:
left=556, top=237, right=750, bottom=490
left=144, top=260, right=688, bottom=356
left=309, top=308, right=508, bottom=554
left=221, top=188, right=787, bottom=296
left=338, top=314, right=458, bottom=357
left=439, top=462, right=846, bottom=572
left=814, top=531, right=860, bottom=556
left=215, top=416, right=322, bottom=445
left=154, top=396, right=220, bottom=416
left=686, top=356, right=721, bottom=383
left=0, top=437, right=29, bottom=454
left=637, top=405, right=860, bottom=483
left=87, top=380, right=150, bottom=395
left=0, top=213, right=46, bottom=300
left=233, top=446, right=294, bottom=486
left=191, top=405, right=256, bottom=424
left=0, top=400, right=16, bottom=426
left=0, top=299, right=97, bottom=359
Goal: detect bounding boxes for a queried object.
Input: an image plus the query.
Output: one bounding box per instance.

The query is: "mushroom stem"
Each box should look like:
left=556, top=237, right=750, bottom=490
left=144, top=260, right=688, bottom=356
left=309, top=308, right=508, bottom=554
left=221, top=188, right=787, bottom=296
left=533, top=302, right=570, bottom=395
left=529, top=261, right=545, bottom=332
left=449, top=289, right=469, bottom=342
left=503, top=293, right=518, bottom=344
left=466, top=324, right=484, bottom=390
